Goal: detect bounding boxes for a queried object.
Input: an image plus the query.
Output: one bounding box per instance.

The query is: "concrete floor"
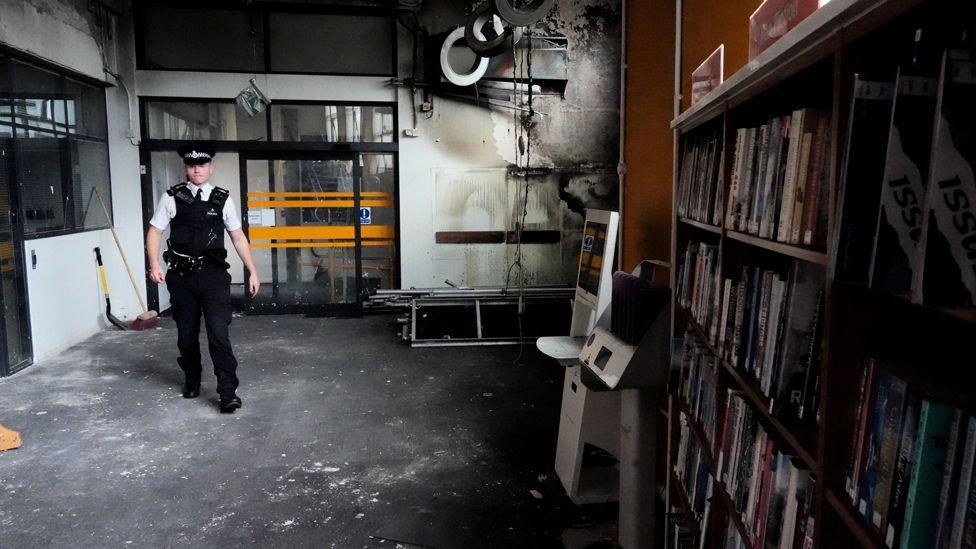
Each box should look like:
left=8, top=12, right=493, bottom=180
left=0, top=314, right=617, bottom=548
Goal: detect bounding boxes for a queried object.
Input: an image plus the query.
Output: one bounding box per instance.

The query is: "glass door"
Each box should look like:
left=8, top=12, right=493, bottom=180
left=0, top=137, right=32, bottom=375
left=241, top=152, right=396, bottom=315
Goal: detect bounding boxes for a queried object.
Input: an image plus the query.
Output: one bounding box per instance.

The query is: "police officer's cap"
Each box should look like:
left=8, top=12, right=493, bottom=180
left=177, top=143, right=216, bottom=166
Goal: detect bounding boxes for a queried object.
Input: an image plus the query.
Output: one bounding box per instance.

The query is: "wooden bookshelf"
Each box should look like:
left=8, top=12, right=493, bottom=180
left=678, top=216, right=723, bottom=235
left=726, top=230, right=828, bottom=265
left=665, top=1, right=976, bottom=547
left=668, top=469, right=700, bottom=537
left=678, top=305, right=818, bottom=469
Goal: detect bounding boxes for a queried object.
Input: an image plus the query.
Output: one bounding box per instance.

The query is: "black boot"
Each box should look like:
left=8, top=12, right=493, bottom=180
left=182, top=378, right=201, bottom=399
left=219, top=394, right=242, bottom=413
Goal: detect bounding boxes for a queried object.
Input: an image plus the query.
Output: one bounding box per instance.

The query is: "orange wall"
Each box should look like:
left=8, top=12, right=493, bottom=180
left=680, top=0, right=756, bottom=111
left=622, top=0, right=677, bottom=274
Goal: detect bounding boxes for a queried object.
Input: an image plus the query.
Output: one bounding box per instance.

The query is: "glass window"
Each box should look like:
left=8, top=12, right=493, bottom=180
left=1, top=55, right=112, bottom=237
left=68, top=140, right=111, bottom=230
left=146, top=101, right=268, bottom=141
left=16, top=138, right=66, bottom=235
left=271, top=104, right=394, bottom=143
left=138, top=7, right=265, bottom=72
left=268, top=13, right=393, bottom=75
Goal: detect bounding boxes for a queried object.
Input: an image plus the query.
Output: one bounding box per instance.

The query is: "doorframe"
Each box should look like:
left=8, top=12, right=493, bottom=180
left=0, top=136, right=35, bottom=377
left=240, top=149, right=368, bottom=316
left=137, top=97, right=400, bottom=316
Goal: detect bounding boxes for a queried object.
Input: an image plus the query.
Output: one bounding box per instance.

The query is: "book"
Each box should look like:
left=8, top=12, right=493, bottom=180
left=833, top=76, right=896, bottom=284
left=950, top=417, right=976, bottom=549
left=803, top=116, right=831, bottom=246
left=749, top=124, right=772, bottom=235
left=858, top=369, right=894, bottom=518
left=914, top=55, right=976, bottom=307
left=873, top=376, right=909, bottom=530
left=847, top=360, right=875, bottom=498
left=900, top=400, right=953, bottom=549
left=771, top=262, right=826, bottom=419
left=868, top=65, right=940, bottom=293
left=789, top=131, right=815, bottom=244
left=933, top=409, right=965, bottom=549
left=886, top=393, right=922, bottom=548
left=763, top=116, right=792, bottom=239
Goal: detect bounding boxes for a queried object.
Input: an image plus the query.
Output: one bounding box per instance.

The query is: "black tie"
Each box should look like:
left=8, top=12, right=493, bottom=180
left=195, top=188, right=202, bottom=201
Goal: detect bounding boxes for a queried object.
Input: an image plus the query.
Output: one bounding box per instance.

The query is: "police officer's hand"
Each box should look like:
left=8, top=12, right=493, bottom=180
left=248, top=272, right=260, bottom=297
left=150, top=264, right=166, bottom=284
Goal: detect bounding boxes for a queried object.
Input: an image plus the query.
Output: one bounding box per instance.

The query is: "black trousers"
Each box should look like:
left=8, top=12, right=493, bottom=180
left=166, top=265, right=238, bottom=398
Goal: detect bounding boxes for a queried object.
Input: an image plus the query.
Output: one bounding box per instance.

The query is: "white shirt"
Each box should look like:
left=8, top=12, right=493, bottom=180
left=149, top=182, right=242, bottom=232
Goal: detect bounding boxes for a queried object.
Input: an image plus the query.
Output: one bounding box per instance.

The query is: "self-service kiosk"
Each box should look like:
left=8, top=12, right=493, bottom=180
left=538, top=209, right=671, bottom=549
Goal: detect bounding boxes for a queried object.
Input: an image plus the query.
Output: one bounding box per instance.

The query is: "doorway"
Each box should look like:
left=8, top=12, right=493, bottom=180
left=0, top=137, right=32, bottom=375
left=241, top=151, right=397, bottom=315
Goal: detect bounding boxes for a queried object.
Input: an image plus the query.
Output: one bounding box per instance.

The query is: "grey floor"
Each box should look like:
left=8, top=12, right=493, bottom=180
left=0, top=314, right=617, bottom=548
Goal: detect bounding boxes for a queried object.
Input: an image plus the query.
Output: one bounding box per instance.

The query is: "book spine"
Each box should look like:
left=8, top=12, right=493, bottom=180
left=901, top=401, right=953, bottom=549
left=778, top=109, right=806, bottom=242
left=727, top=128, right=746, bottom=229
left=850, top=360, right=879, bottom=500
left=803, top=116, right=830, bottom=246
left=790, top=131, right=815, bottom=244
left=873, top=377, right=909, bottom=530
left=718, top=278, right=733, bottom=349
left=950, top=417, right=976, bottom=549
left=750, top=124, right=772, bottom=234
left=886, top=393, right=921, bottom=548
left=934, top=409, right=965, bottom=549
left=738, top=127, right=759, bottom=232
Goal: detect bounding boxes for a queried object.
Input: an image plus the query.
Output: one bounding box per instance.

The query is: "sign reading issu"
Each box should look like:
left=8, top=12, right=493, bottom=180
left=923, top=60, right=976, bottom=305
left=877, top=77, right=939, bottom=259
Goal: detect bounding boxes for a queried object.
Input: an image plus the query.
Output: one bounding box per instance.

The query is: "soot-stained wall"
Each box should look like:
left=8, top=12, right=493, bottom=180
left=396, top=0, right=622, bottom=288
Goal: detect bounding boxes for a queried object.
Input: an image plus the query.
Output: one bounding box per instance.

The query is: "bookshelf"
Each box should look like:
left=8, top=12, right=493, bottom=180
left=665, top=1, right=976, bottom=548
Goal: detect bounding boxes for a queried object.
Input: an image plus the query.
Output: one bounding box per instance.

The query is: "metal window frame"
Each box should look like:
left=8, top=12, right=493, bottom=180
left=133, top=1, right=398, bottom=77
left=139, top=97, right=401, bottom=313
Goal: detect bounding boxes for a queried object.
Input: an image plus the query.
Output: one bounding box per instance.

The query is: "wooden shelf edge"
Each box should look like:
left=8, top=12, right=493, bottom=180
left=824, top=486, right=886, bottom=549
left=671, top=0, right=926, bottom=131
left=676, top=305, right=819, bottom=469
left=678, top=216, right=723, bottom=235
left=726, top=230, right=828, bottom=265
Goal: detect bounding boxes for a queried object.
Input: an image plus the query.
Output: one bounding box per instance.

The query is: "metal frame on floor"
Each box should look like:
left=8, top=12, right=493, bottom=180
left=367, top=287, right=576, bottom=347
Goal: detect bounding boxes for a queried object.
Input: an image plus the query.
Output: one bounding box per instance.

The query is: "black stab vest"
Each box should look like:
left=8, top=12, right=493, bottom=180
left=167, top=183, right=230, bottom=262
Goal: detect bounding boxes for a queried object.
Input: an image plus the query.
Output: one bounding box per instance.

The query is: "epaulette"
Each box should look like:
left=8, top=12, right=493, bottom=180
left=168, top=183, right=195, bottom=205
left=210, top=186, right=230, bottom=208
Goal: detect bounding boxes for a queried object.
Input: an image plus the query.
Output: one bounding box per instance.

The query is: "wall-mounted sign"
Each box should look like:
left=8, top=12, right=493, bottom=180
left=360, top=207, right=372, bottom=225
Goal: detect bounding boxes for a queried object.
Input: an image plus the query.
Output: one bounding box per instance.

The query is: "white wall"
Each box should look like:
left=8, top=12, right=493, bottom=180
left=1, top=0, right=146, bottom=362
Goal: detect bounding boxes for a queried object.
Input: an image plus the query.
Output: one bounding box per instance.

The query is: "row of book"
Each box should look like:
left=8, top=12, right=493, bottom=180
left=715, top=261, right=825, bottom=421
left=671, top=410, right=751, bottom=549
left=724, top=108, right=832, bottom=247
left=677, top=129, right=724, bottom=226
left=836, top=27, right=976, bottom=309
left=676, top=239, right=826, bottom=422
left=674, top=335, right=720, bottom=448
left=846, top=360, right=976, bottom=549
left=718, top=391, right=817, bottom=549
left=676, top=241, right=722, bottom=339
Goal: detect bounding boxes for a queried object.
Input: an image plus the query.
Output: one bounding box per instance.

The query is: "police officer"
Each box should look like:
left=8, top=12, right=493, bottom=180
left=145, top=143, right=260, bottom=413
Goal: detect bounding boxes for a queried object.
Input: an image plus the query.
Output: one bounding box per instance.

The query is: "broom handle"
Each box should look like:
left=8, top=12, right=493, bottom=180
left=93, top=188, right=148, bottom=314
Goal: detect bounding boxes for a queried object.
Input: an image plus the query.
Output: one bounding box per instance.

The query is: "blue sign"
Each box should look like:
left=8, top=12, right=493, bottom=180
left=360, top=206, right=372, bottom=225
left=582, top=235, right=594, bottom=252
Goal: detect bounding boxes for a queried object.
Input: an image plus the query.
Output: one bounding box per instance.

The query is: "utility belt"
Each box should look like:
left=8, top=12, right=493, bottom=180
left=164, top=242, right=228, bottom=274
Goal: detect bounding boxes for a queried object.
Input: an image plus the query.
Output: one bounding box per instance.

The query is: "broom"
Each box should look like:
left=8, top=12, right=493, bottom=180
left=95, top=247, right=127, bottom=330
left=83, top=188, right=159, bottom=330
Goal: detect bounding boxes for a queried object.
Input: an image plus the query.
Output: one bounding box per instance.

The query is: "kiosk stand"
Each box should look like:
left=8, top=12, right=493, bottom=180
left=537, top=210, right=622, bottom=505
left=538, top=209, right=671, bottom=549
